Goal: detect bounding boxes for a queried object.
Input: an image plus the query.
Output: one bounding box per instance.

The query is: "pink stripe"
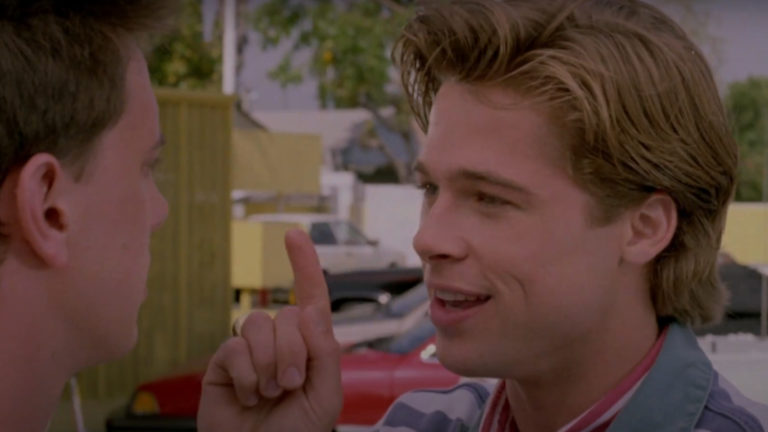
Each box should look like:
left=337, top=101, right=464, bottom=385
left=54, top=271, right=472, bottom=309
left=480, top=381, right=508, bottom=432
left=479, top=327, right=668, bottom=432
left=498, top=393, right=512, bottom=432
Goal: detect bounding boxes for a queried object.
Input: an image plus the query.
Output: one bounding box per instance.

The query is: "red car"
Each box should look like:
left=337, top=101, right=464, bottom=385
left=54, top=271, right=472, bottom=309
left=106, top=319, right=460, bottom=430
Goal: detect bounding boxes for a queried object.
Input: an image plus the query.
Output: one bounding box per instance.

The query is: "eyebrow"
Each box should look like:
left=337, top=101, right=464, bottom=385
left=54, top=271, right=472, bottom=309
left=413, top=160, right=534, bottom=197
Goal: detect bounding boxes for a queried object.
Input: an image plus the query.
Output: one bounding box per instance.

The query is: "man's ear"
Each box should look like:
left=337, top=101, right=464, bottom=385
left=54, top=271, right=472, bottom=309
left=621, top=192, right=678, bottom=265
left=15, top=153, right=72, bottom=267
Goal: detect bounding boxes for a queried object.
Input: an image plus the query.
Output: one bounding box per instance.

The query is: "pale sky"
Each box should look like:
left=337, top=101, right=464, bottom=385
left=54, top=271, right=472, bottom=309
left=204, top=0, right=768, bottom=110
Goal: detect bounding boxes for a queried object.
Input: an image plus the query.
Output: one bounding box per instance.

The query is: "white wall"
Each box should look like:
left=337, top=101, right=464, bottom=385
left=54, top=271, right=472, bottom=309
left=699, top=334, right=768, bottom=404
left=361, top=184, right=423, bottom=267
left=321, top=169, right=359, bottom=220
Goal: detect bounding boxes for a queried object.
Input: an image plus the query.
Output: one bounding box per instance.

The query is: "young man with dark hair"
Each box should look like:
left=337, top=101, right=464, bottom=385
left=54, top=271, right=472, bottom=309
left=0, top=2, right=174, bottom=429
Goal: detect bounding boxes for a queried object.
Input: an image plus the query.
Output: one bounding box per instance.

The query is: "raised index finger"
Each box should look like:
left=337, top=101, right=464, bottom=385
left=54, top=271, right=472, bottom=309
left=284, top=229, right=331, bottom=312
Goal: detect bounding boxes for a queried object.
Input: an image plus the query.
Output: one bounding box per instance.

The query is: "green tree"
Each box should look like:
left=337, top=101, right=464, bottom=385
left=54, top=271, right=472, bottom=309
left=252, top=0, right=417, bottom=182
left=251, top=0, right=722, bottom=184
left=725, top=77, right=768, bottom=202
left=148, top=0, right=222, bottom=90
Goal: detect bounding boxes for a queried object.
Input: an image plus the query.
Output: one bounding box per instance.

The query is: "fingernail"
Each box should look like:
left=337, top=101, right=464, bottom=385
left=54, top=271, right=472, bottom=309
left=263, top=379, right=283, bottom=398
left=245, top=393, right=259, bottom=406
left=281, top=367, right=302, bottom=388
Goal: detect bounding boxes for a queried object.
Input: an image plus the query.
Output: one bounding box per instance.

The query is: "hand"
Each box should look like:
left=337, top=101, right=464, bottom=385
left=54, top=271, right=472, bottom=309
left=197, top=229, right=342, bottom=432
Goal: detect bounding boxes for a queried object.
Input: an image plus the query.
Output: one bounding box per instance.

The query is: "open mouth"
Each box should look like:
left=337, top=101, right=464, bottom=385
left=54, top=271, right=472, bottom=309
left=434, top=290, right=491, bottom=310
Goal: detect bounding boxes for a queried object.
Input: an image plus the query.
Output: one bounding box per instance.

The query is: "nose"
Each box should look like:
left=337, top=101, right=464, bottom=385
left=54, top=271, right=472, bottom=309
left=412, top=197, right=467, bottom=264
left=150, top=185, right=169, bottom=232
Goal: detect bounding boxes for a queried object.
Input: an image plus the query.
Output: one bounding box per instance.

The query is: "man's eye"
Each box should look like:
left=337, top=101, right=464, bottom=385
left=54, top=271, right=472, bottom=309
left=475, top=192, right=511, bottom=207
left=416, top=182, right=438, bottom=196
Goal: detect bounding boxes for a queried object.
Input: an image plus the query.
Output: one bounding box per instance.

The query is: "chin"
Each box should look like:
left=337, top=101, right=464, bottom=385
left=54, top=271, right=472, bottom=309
left=92, top=324, right=140, bottom=365
left=435, top=336, right=489, bottom=378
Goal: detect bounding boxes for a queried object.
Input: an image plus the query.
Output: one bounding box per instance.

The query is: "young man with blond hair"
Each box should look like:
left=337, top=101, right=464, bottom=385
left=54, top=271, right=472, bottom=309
left=201, top=0, right=768, bottom=430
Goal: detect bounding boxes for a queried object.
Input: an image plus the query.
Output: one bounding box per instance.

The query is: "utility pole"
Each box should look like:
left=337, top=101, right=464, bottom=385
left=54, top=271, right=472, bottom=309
left=222, top=0, right=237, bottom=94
left=761, top=147, right=768, bottom=338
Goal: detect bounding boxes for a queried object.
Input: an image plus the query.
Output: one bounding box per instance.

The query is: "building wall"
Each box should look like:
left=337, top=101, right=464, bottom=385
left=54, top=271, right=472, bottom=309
left=231, top=129, right=323, bottom=194
left=722, top=203, right=768, bottom=265
left=361, top=184, right=423, bottom=267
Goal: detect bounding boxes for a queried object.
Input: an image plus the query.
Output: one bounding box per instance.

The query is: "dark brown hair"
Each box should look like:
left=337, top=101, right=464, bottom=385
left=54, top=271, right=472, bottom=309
left=0, top=0, right=178, bottom=180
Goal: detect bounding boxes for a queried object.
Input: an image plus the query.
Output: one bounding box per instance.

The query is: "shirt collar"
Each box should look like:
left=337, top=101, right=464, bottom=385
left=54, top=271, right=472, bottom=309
left=479, top=326, right=675, bottom=432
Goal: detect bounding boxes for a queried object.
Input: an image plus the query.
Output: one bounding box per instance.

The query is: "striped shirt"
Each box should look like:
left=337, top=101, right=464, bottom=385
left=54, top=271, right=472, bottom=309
left=371, top=324, right=767, bottom=432
left=479, top=327, right=667, bottom=432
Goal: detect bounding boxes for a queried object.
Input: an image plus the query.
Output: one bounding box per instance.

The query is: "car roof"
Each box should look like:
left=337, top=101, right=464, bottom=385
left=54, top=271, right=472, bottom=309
left=246, top=213, right=341, bottom=224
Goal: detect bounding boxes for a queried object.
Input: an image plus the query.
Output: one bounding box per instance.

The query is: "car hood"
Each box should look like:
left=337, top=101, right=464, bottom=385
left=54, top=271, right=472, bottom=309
left=340, top=349, right=403, bottom=374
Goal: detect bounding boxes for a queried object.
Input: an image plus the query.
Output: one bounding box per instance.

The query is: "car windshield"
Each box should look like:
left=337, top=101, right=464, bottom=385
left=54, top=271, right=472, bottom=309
left=332, top=282, right=426, bottom=323
left=330, top=221, right=369, bottom=246
left=387, top=284, right=428, bottom=317
left=309, top=222, right=337, bottom=245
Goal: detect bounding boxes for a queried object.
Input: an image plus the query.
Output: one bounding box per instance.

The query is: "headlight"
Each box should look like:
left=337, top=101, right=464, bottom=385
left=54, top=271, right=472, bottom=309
left=377, top=292, right=392, bottom=305
left=129, top=390, right=160, bottom=416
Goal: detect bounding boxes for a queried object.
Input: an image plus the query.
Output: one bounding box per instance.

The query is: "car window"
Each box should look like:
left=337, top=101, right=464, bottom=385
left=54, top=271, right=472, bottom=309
left=388, top=284, right=428, bottom=317
left=386, top=318, right=436, bottom=354
left=330, top=221, right=369, bottom=246
left=310, top=222, right=337, bottom=245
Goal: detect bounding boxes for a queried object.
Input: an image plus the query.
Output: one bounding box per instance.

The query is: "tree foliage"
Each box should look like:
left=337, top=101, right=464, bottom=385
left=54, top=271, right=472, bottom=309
left=147, top=0, right=221, bottom=90
left=251, top=0, right=416, bottom=182
left=251, top=0, right=752, bottom=190
left=725, top=77, right=768, bottom=202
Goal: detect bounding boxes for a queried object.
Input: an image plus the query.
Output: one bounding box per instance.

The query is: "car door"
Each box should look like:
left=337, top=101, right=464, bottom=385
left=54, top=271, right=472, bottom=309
left=391, top=338, right=461, bottom=397
left=389, top=320, right=461, bottom=396
left=329, top=220, right=381, bottom=270
left=309, top=222, right=348, bottom=273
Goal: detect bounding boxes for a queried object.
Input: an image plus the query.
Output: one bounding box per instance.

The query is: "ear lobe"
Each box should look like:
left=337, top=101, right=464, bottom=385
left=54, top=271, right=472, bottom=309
left=15, top=153, right=71, bottom=267
left=622, top=192, right=678, bottom=265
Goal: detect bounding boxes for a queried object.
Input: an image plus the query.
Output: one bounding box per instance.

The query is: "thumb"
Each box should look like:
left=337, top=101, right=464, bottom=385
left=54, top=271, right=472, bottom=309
left=299, top=303, right=343, bottom=406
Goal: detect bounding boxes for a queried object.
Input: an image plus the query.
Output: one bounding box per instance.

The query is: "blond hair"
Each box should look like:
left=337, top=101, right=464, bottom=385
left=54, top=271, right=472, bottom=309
left=394, top=0, right=736, bottom=325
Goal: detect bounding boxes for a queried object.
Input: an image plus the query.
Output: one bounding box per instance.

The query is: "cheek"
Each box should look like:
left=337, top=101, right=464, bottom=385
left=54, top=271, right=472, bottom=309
left=476, top=215, right=608, bottom=306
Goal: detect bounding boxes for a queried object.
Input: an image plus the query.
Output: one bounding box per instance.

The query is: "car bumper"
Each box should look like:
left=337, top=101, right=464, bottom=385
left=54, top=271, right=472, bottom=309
left=106, top=408, right=196, bottom=432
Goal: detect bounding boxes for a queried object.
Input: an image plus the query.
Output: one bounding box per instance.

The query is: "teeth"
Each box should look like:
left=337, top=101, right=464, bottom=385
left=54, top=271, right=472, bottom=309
left=435, top=289, right=484, bottom=302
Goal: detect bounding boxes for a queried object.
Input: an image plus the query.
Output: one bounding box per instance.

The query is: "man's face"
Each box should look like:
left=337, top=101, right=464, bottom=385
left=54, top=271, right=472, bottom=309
left=414, top=82, right=627, bottom=379
left=55, top=45, right=168, bottom=361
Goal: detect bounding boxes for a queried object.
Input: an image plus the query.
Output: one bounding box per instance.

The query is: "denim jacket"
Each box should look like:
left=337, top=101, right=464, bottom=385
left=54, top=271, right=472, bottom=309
left=372, top=324, right=767, bottom=431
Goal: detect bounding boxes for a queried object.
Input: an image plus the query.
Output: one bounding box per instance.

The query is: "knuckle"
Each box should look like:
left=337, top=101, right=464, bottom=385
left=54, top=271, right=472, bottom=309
left=274, top=306, right=300, bottom=324
left=278, top=336, right=307, bottom=360
left=231, top=371, right=258, bottom=389
left=217, top=336, right=247, bottom=358
left=251, top=350, right=276, bottom=373
left=241, top=310, right=273, bottom=334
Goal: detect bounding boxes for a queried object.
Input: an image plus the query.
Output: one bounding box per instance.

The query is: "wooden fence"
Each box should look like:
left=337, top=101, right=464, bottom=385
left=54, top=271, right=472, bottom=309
left=76, top=89, right=234, bottom=398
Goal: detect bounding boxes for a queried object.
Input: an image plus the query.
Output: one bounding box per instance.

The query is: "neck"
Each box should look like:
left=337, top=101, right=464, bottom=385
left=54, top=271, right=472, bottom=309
left=505, top=282, right=659, bottom=432
left=0, top=266, right=79, bottom=431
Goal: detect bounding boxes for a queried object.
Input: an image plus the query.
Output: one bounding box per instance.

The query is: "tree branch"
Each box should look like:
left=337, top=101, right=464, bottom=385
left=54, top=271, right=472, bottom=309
left=361, top=101, right=405, bottom=135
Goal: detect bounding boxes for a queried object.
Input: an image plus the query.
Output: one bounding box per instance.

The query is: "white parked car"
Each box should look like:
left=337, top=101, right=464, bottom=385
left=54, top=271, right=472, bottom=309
left=247, top=213, right=406, bottom=274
